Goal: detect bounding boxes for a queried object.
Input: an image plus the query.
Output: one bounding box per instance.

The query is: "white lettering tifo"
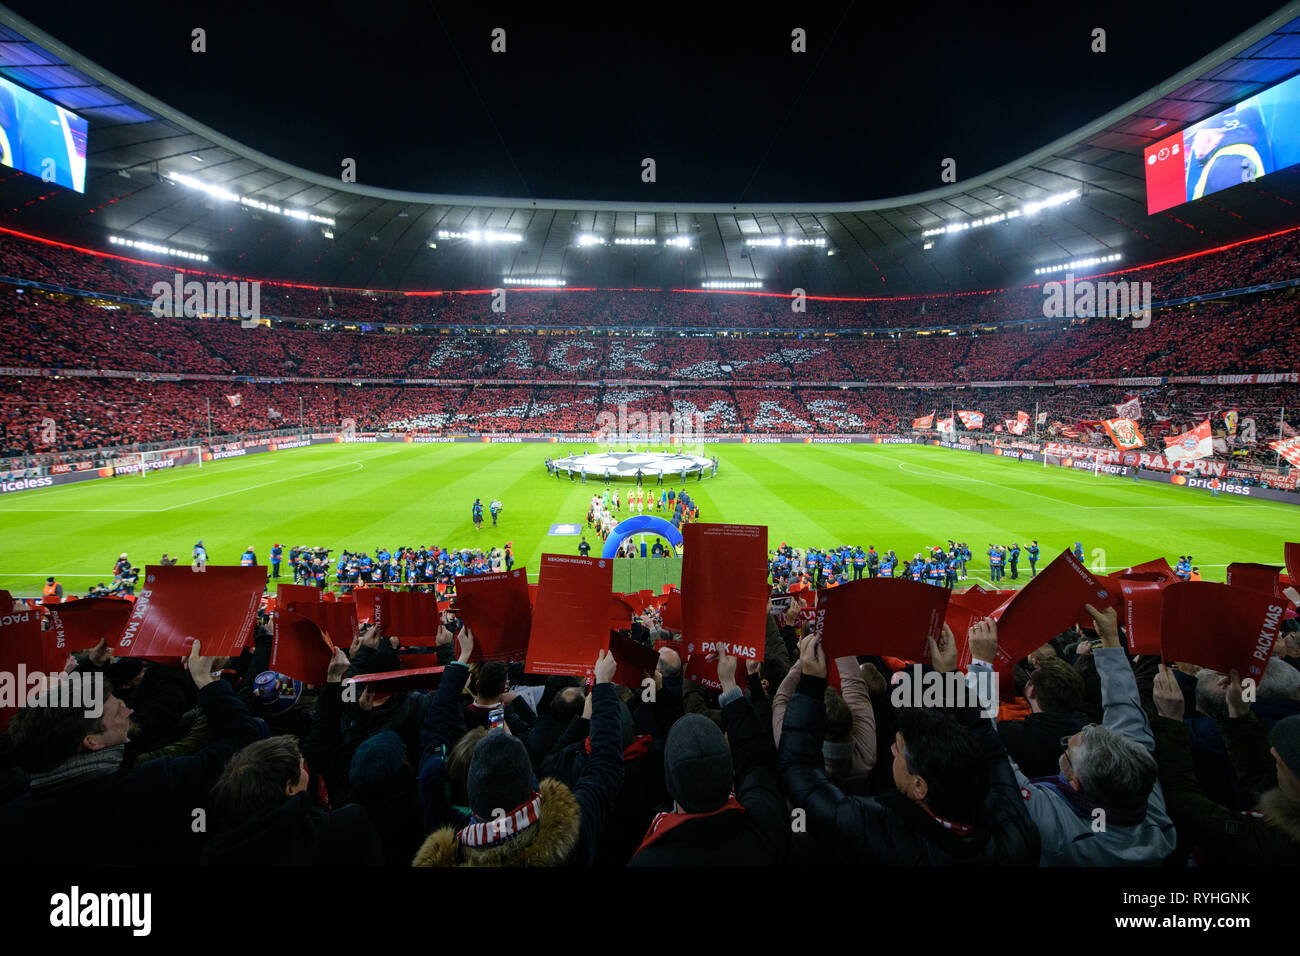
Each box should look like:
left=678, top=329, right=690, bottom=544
left=49, top=886, right=151, bottom=936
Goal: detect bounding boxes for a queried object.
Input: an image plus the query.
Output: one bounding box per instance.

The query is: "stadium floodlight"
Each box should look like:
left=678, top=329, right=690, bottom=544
left=922, top=189, right=1079, bottom=238
left=437, top=229, right=523, bottom=243
left=167, top=172, right=335, bottom=225
left=614, top=237, right=656, bottom=246
left=701, top=280, right=762, bottom=289
left=923, top=241, right=934, bottom=250
left=109, top=235, right=209, bottom=262
left=576, top=234, right=605, bottom=246
left=1034, top=253, right=1122, bottom=276
left=665, top=236, right=692, bottom=248
left=785, top=237, right=826, bottom=247
left=744, top=237, right=783, bottom=247
left=503, top=276, right=566, bottom=286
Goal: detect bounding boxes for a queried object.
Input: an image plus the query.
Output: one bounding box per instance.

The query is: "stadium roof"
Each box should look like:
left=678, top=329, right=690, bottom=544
left=3, top=3, right=1300, bottom=299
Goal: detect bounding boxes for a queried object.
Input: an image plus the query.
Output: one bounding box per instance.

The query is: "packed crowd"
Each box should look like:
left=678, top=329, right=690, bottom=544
left=4, top=575, right=1298, bottom=867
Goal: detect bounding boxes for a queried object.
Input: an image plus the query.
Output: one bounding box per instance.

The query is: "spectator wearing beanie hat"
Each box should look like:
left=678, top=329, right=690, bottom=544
left=1153, top=666, right=1300, bottom=865
left=413, top=634, right=624, bottom=866
left=629, top=649, right=789, bottom=866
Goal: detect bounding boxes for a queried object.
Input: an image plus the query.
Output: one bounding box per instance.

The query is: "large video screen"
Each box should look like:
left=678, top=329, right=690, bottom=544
left=1145, top=71, right=1300, bottom=215
left=0, top=75, right=87, bottom=193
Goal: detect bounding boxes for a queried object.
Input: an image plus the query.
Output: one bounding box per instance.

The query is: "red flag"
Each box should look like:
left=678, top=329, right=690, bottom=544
left=1225, top=563, right=1284, bottom=600
left=1160, top=582, right=1286, bottom=681
left=957, top=410, right=984, bottom=429
left=1286, top=543, right=1300, bottom=586
left=815, top=578, right=948, bottom=660
left=290, top=600, right=359, bottom=651
left=43, top=598, right=134, bottom=673
left=116, top=566, right=265, bottom=664
left=525, top=555, right=614, bottom=676
left=681, top=523, right=768, bottom=663
left=453, top=568, right=531, bottom=662
left=1102, top=418, right=1145, bottom=450
left=271, top=605, right=334, bottom=684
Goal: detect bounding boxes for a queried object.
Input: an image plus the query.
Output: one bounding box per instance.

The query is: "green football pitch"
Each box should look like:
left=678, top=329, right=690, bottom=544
left=0, top=442, right=1292, bottom=597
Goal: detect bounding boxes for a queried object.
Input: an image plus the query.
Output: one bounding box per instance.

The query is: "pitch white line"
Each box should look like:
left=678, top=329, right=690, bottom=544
left=159, top=459, right=365, bottom=511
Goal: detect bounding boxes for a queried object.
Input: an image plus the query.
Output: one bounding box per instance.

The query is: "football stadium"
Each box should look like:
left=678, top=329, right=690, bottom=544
left=0, top=0, right=1299, bottom=914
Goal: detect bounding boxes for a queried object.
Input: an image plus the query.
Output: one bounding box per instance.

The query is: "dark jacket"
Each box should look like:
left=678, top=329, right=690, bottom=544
left=1154, top=713, right=1300, bottom=866
left=117, top=661, right=199, bottom=757
left=0, top=680, right=261, bottom=866
left=997, top=709, right=1089, bottom=779
left=780, top=674, right=1040, bottom=866
left=201, top=791, right=384, bottom=865
left=413, top=682, right=625, bottom=866
left=628, top=689, right=789, bottom=866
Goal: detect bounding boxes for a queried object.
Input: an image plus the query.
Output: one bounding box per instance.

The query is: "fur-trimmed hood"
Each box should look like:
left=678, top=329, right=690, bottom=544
left=411, top=778, right=581, bottom=866
left=1258, top=787, right=1300, bottom=845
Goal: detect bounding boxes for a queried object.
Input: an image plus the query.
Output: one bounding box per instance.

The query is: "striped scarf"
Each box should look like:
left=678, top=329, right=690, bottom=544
left=29, top=744, right=125, bottom=795
left=456, top=792, right=542, bottom=848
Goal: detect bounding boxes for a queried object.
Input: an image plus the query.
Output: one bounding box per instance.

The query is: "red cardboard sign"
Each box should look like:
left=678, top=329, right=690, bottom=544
left=661, top=590, right=683, bottom=632
left=351, top=587, right=387, bottom=625
left=1225, top=563, right=1284, bottom=599
left=115, top=565, right=265, bottom=664
left=815, top=578, right=948, bottom=661
left=525, top=555, right=614, bottom=676
left=277, top=583, right=321, bottom=608
left=986, top=549, right=1111, bottom=667
left=681, top=523, right=768, bottom=662
left=0, top=608, right=43, bottom=730
left=609, top=632, right=660, bottom=689
left=1121, top=557, right=1179, bottom=583
left=453, top=568, right=531, bottom=662
left=1118, top=579, right=1165, bottom=655
left=271, top=606, right=334, bottom=685
left=290, top=601, right=360, bottom=651
left=43, top=598, right=134, bottom=672
left=1285, top=543, right=1300, bottom=586
left=372, top=590, right=442, bottom=640
left=1160, top=581, right=1286, bottom=680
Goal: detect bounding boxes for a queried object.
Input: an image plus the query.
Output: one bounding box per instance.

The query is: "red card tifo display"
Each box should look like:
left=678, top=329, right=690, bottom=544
left=1160, top=582, right=1287, bottom=681
left=344, top=666, right=445, bottom=694
left=1225, top=563, right=1285, bottom=600
left=277, top=583, right=321, bottom=609
left=372, top=590, right=442, bottom=641
left=453, top=567, right=531, bottom=662
left=814, top=578, right=948, bottom=662
left=1285, top=542, right=1300, bottom=586
left=1120, top=557, right=1179, bottom=584
left=43, top=598, right=133, bottom=673
left=1118, top=580, right=1165, bottom=655
left=660, top=589, right=683, bottom=632
left=609, top=632, right=660, bottom=689
left=981, top=549, right=1112, bottom=669
left=271, top=606, right=334, bottom=685
left=0, top=608, right=44, bottom=730
left=351, top=587, right=387, bottom=625
left=525, top=555, right=614, bottom=676
left=611, top=594, right=638, bottom=630
left=289, top=601, right=359, bottom=651
left=115, top=565, right=266, bottom=664
left=681, top=524, right=768, bottom=662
